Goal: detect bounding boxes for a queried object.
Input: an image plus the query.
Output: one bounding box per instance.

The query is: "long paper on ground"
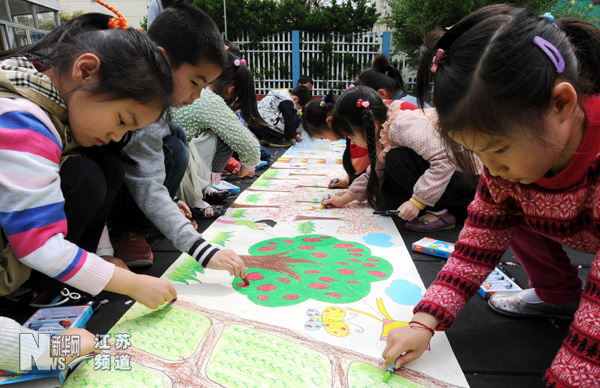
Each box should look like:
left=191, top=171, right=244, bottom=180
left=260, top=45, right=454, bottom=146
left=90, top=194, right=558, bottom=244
left=63, top=137, right=469, bottom=388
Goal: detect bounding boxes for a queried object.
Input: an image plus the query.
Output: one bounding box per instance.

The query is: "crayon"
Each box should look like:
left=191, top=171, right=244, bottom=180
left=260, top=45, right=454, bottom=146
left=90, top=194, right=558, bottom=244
left=328, top=179, right=339, bottom=189
left=243, top=277, right=250, bottom=287
left=320, top=194, right=331, bottom=210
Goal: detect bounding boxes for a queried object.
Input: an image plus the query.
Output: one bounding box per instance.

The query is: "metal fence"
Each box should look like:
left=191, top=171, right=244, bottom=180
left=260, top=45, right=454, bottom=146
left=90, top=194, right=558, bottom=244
left=233, top=30, right=416, bottom=96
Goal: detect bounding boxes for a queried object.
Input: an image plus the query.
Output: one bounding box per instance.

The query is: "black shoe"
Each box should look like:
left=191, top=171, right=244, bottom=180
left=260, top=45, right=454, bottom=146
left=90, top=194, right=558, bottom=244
left=204, top=188, right=230, bottom=204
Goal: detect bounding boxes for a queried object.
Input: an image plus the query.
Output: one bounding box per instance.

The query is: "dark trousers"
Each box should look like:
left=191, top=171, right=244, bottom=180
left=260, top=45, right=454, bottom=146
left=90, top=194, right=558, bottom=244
left=109, top=122, right=188, bottom=234
left=381, top=147, right=477, bottom=221
left=21, top=146, right=124, bottom=296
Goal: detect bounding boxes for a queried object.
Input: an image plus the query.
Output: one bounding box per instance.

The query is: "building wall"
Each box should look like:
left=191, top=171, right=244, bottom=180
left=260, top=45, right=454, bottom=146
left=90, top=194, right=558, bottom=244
left=60, top=0, right=150, bottom=29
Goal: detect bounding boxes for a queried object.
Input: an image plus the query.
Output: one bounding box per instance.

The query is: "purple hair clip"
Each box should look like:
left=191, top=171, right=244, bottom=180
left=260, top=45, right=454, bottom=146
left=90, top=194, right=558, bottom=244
left=430, top=49, right=444, bottom=73
left=533, top=36, right=565, bottom=73
left=234, top=58, right=247, bottom=67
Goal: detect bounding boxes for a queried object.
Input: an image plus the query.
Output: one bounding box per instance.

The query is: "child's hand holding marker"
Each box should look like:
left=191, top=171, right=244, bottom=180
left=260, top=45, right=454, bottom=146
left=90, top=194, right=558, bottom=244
left=322, top=191, right=355, bottom=208
left=382, top=313, right=437, bottom=377
left=320, top=194, right=331, bottom=209
left=328, top=177, right=348, bottom=189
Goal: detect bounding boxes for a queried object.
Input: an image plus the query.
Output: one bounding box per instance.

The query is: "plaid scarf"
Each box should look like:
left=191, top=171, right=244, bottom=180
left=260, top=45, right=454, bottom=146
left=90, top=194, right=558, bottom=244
left=0, top=56, right=66, bottom=108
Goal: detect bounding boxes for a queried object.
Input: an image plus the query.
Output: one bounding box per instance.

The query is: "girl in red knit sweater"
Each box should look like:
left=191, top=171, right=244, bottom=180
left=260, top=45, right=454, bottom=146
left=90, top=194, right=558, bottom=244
left=383, top=5, right=600, bottom=387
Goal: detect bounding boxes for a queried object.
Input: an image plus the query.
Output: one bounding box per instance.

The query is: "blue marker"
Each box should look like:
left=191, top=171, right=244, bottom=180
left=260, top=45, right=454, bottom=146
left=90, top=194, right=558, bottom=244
left=383, top=354, right=404, bottom=383
left=329, top=178, right=339, bottom=189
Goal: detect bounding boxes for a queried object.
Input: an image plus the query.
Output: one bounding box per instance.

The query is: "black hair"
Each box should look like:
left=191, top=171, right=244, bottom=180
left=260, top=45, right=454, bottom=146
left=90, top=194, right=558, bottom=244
left=224, top=40, right=242, bottom=57
left=357, top=54, right=407, bottom=99
left=148, top=3, right=226, bottom=70
left=290, top=85, right=311, bottom=106
left=415, top=4, right=600, bottom=176
left=0, top=13, right=173, bottom=113
left=161, top=0, right=185, bottom=10
left=255, top=219, right=277, bottom=227
left=342, top=138, right=356, bottom=180
left=211, top=51, right=267, bottom=128
left=331, top=85, right=388, bottom=210
left=298, top=75, right=313, bottom=85
left=301, top=92, right=338, bottom=138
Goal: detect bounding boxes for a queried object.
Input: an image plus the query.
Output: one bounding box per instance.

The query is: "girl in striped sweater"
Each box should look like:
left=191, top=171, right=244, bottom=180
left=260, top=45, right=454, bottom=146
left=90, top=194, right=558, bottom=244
left=0, top=12, right=177, bottom=309
left=383, top=5, right=600, bottom=387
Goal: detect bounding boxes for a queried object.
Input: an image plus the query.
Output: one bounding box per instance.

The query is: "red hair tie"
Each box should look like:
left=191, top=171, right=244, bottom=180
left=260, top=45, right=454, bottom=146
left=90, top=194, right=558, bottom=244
left=356, top=99, right=370, bottom=109
left=96, top=0, right=129, bottom=30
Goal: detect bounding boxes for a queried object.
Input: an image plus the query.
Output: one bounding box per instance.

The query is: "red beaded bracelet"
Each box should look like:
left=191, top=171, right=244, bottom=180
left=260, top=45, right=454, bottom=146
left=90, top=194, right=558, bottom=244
left=408, top=320, right=435, bottom=336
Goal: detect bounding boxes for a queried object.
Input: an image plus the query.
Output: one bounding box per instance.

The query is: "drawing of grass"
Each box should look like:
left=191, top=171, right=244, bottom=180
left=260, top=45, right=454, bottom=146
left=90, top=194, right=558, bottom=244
left=348, top=361, right=428, bottom=387
left=230, top=209, right=247, bottom=218
left=63, top=357, right=172, bottom=387
left=166, top=255, right=204, bottom=284
left=252, top=177, right=274, bottom=188
left=297, top=221, right=316, bottom=234
left=210, top=231, right=235, bottom=246
left=245, top=193, right=264, bottom=203
left=207, top=325, right=331, bottom=387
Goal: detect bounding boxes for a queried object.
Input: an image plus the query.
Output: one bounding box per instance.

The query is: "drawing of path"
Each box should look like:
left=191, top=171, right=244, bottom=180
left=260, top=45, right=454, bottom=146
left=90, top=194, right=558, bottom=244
left=64, top=300, right=463, bottom=388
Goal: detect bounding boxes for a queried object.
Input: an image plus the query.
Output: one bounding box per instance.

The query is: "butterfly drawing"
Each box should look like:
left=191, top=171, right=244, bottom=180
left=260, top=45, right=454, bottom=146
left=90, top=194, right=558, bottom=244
left=304, top=306, right=349, bottom=337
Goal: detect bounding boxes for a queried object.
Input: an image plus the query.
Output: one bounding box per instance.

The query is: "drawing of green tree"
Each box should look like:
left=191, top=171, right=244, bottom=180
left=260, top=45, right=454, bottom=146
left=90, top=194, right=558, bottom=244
left=236, top=234, right=392, bottom=307
left=210, top=231, right=236, bottom=246
left=245, top=193, right=264, bottom=203
left=297, top=221, right=316, bottom=234
left=230, top=209, right=247, bottom=218
left=166, top=255, right=204, bottom=284
left=252, top=176, right=274, bottom=188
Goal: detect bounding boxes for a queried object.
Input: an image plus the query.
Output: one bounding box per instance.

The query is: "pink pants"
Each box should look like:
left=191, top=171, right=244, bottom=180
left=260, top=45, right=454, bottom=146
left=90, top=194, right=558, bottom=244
left=510, top=225, right=582, bottom=304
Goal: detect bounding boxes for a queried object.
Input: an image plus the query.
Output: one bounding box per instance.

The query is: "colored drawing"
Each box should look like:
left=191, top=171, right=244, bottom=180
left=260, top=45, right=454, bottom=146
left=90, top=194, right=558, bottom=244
left=305, top=306, right=354, bottom=337
left=66, top=138, right=468, bottom=388
left=347, top=299, right=409, bottom=341
left=165, top=254, right=203, bottom=284
left=363, top=233, right=394, bottom=247
left=297, top=221, right=316, bottom=233
left=64, top=301, right=460, bottom=388
left=229, top=209, right=247, bottom=218
left=209, top=231, right=235, bottom=246
left=386, top=279, right=424, bottom=306
left=233, top=234, right=392, bottom=307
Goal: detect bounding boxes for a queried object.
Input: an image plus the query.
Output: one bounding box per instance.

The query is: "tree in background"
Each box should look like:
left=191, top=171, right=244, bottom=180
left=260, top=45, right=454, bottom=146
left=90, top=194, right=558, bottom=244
left=387, top=0, right=562, bottom=63
left=191, top=0, right=378, bottom=41
left=58, top=10, right=84, bottom=24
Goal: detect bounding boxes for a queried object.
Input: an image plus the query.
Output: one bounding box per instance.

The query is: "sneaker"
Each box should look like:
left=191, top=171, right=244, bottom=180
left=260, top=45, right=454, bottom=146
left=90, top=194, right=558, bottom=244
left=266, top=137, right=293, bottom=148
left=488, top=289, right=579, bottom=320
left=204, top=188, right=230, bottom=204
left=405, top=211, right=456, bottom=232
left=115, top=231, right=153, bottom=268
left=190, top=205, right=227, bottom=220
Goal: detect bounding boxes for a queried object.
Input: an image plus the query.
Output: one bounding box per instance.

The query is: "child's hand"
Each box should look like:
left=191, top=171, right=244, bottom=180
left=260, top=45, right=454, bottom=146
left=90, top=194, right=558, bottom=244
left=397, top=201, right=420, bottom=221
left=176, top=200, right=192, bottom=218
left=382, top=323, right=432, bottom=370
left=239, top=166, right=255, bottom=177
left=206, top=249, right=247, bottom=279
left=176, top=200, right=197, bottom=229
left=328, top=177, right=348, bottom=189
left=129, top=274, right=177, bottom=309
left=323, top=192, right=354, bottom=208
left=295, top=134, right=303, bottom=143
left=60, top=327, right=100, bottom=364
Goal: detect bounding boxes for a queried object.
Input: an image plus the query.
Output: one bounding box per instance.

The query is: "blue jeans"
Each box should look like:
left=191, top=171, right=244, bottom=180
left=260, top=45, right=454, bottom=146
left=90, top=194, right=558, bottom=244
left=163, top=122, right=189, bottom=198
left=109, top=122, right=189, bottom=234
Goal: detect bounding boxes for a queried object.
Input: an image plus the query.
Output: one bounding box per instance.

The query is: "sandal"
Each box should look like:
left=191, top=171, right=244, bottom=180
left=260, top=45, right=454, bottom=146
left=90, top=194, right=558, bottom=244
left=405, top=211, right=456, bottom=232
left=191, top=205, right=227, bottom=220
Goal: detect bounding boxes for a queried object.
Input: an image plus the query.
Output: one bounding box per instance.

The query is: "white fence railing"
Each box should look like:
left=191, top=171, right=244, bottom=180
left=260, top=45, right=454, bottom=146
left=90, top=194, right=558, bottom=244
left=234, top=30, right=416, bottom=96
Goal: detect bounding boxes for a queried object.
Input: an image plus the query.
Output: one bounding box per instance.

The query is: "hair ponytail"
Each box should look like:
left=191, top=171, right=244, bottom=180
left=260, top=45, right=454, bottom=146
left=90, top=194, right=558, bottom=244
left=331, top=85, right=387, bottom=210
left=358, top=54, right=407, bottom=100
left=212, top=51, right=266, bottom=128
left=556, top=17, right=600, bottom=93
left=362, top=108, right=383, bottom=210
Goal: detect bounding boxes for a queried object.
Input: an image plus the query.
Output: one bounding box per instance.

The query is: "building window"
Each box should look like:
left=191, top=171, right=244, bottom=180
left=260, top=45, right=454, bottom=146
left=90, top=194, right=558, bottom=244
left=36, top=5, right=57, bottom=31
left=8, top=0, right=34, bottom=27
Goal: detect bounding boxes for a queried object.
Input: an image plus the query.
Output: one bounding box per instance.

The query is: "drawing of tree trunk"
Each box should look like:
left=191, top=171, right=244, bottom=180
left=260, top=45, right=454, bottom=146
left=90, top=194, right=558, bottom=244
left=109, top=300, right=461, bottom=388
left=233, top=235, right=393, bottom=308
